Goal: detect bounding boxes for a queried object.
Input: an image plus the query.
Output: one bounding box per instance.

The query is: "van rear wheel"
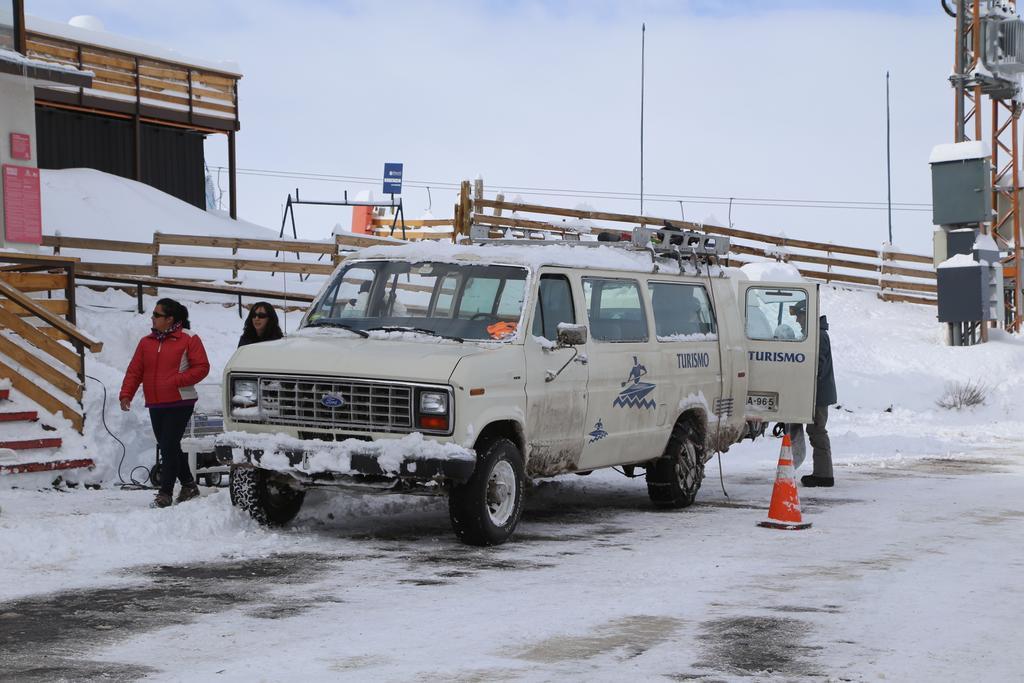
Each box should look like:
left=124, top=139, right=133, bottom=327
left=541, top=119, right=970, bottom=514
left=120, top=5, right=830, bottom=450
left=449, top=438, right=525, bottom=546
left=646, top=421, right=705, bottom=508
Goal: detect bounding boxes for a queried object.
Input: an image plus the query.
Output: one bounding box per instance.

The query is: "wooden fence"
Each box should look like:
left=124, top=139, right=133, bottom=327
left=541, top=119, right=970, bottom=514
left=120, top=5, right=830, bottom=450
left=458, top=182, right=937, bottom=306
left=368, top=218, right=455, bottom=241
left=42, top=231, right=406, bottom=282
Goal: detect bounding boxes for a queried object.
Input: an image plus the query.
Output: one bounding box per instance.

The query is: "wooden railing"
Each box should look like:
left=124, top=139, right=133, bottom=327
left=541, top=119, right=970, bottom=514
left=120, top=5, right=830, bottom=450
left=26, top=30, right=240, bottom=131
left=74, top=272, right=315, bottom=316
left=461, top=186, right=938, bottom=305
left=43, top=232, right=408, bottom=282
left=0, top=254, right=103, bottom=432
left=368, top=218, right=455, bottom=241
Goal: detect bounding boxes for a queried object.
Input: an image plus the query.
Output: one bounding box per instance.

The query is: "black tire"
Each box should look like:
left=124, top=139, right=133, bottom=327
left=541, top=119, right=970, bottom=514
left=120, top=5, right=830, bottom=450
left=229, top=466, right=306, bottom=526
left=646, top=420, right=705, bottom=508
left=449, top=438, right=525, bottom=546
left=149, top=463, right=162, bottom=489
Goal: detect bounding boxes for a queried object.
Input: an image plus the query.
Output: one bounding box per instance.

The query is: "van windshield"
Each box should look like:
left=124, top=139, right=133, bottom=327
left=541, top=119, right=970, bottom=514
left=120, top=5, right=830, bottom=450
left=303, top=260, right=529, bottom=341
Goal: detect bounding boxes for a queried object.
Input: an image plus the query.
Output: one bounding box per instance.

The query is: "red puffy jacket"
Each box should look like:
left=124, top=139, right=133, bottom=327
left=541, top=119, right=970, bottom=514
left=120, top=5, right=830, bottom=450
left=120, top=327, right=211, bottom=408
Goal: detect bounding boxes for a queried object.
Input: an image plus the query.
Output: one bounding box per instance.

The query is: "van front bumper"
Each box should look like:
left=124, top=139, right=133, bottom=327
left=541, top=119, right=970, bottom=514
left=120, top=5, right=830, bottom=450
left=214, top=438, right=476, bottom=485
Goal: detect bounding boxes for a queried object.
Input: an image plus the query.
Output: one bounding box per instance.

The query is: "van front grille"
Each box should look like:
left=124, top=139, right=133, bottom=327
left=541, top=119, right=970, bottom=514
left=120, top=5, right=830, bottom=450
left=239, top=375, right=415, bottom=433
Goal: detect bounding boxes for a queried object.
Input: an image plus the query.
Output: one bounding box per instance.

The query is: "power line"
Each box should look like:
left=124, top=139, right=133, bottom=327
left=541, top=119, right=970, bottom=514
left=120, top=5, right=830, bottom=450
left=208, top=165, right=934, bottom=213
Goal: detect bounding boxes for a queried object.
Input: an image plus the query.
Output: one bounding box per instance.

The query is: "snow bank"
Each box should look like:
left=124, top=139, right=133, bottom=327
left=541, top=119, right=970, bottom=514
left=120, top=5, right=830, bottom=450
left=41, top=169, right=276, bottom=242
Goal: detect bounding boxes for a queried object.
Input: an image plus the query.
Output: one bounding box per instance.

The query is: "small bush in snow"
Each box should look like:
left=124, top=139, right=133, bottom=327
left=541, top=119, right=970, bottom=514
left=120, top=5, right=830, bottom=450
left=936, top=380, right=988, bottom=410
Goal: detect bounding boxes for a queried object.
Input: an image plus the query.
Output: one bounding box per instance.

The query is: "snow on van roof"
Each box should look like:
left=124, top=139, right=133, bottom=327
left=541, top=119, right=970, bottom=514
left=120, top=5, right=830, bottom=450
left=353, top=238, right=693, bottom=274
left=739, top=261, right=805, bottom=282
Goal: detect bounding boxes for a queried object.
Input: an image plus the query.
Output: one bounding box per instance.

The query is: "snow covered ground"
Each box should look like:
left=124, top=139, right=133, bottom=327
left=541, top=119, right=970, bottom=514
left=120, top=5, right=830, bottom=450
left=0, top=281, right=1022, bottom=680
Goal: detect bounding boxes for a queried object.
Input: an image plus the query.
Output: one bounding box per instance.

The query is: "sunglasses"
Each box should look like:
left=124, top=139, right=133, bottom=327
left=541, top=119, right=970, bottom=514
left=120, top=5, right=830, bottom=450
left=252, top=312, right=269, bottom=319
left=151, top=311, right=169, bottom=318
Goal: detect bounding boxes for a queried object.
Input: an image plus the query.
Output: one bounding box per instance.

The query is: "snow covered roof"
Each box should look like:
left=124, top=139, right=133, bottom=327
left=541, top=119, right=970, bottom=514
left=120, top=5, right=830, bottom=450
left=0, top=47, right=92, bottom=86
left=26, top=14, right=241, bottom=76
left=929, top=141, right=990, bottom=164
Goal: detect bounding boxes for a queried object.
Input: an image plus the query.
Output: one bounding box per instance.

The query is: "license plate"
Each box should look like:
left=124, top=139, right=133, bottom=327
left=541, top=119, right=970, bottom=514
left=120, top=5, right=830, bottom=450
left=746, top=392, right=778, bottom=412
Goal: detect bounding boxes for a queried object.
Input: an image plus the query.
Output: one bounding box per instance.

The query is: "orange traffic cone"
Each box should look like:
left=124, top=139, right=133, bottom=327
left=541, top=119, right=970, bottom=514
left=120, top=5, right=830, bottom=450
left=758, top=434, right=812, bottom=530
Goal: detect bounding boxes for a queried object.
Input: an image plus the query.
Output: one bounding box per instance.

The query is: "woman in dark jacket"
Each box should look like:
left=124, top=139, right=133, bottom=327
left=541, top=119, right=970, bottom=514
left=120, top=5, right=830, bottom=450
left=120, top=298, right=211, bottom=508
left=238, top=302, right=284, bottom=347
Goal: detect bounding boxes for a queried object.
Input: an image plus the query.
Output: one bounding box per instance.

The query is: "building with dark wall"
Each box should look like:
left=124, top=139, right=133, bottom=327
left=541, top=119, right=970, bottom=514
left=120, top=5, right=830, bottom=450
left=35, top=107, right=207, bottom=209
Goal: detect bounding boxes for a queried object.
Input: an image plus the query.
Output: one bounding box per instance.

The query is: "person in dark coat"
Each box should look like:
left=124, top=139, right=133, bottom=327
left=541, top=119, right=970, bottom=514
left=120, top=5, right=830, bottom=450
left=120, top=298, right=211, bottom=508
left=799, top=312, right=837, bottom=487
left=238, top=302, right=284, bottom=348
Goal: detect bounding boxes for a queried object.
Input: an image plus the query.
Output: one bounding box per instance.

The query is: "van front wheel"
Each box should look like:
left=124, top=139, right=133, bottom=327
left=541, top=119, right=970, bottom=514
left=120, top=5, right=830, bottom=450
left=646, top=421, right=705, bottom=508
left=229, top=466, right=305, bottom=526
left=449, top=438, right=525, bottom=546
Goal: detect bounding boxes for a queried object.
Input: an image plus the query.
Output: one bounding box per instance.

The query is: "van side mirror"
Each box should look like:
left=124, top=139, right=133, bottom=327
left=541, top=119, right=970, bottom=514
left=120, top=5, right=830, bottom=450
left=556, top=323, right=587, bottom=347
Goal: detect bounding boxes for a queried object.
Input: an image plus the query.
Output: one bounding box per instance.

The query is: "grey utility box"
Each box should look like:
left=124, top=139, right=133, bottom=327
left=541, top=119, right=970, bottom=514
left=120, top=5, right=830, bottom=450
left=937, top=260, right=989, bottom=323
left=929, top=143, right=992, bottom=226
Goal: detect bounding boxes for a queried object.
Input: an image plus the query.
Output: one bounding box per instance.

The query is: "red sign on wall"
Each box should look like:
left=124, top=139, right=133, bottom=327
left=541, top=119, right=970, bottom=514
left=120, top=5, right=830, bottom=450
left=2, top=165, right=43, bottom=245
left=9, top=134, right=31, bottom=161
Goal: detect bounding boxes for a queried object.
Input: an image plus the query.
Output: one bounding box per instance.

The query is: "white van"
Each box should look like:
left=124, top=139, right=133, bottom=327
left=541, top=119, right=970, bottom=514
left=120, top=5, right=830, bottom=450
left=219, top=228, right=819, bottom=545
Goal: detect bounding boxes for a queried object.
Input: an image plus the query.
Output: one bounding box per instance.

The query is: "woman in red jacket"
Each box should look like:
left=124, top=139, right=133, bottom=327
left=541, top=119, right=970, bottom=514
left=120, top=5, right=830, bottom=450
left=120, top=298, right=211, bottom=508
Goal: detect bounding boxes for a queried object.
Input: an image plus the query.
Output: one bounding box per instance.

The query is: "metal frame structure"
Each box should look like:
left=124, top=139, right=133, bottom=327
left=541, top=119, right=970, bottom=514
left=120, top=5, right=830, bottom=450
left=278, top=188, right=406, bottom=240
left=947, top=0, right=1024, bottom=341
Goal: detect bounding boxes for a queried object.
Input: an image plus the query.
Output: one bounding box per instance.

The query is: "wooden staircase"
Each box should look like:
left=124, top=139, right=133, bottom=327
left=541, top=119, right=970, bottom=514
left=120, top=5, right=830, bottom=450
left=0, top=386, right=94, bottom=476
left=0, top=254, right=102, bottom=479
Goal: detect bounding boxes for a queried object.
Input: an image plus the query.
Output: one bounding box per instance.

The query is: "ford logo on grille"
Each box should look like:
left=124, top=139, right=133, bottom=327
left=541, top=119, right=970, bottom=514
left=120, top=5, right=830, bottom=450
left=320, top=393, right=346, bottom=409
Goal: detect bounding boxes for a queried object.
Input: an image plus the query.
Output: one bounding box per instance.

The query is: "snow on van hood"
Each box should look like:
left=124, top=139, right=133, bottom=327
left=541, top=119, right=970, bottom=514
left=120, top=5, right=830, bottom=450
left=226, top=331, right=493, bottom=384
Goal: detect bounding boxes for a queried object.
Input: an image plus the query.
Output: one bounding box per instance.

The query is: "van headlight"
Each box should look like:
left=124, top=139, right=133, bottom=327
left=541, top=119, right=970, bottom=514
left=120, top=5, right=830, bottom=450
left=419, top=391, right=448, bottom=415
left=231, top=378, right=258, bottom=408
left=416, top=389, right=451, bottom=432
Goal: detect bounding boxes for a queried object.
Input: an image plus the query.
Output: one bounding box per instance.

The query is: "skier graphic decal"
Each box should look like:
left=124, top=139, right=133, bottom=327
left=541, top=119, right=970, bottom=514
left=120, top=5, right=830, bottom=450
left=588, top=419, right=609, bottom=443
left=613, top=356, right=657, bottom=410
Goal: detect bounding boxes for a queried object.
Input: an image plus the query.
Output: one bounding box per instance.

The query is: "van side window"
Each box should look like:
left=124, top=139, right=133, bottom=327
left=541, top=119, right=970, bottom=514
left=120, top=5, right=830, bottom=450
left=745, top=287, right=808, bottom=341
left=531, top=274, right=575, bottom=341
left=582, top=278, right=648, bottom=342
left=648, top=282, right=716, bottom=340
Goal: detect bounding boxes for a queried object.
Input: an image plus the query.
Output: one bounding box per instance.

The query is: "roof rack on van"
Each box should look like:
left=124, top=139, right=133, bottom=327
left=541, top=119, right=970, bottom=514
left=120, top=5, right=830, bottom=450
left=468, top=224, right=730, bottom=260
left=631, top=227, right=729, bottom=257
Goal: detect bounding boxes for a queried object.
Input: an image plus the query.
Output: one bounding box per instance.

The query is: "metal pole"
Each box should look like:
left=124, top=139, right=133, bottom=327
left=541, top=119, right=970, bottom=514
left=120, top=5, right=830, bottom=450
left=886, top=71, right=893, bottom=245
left=228, top=131, right=238, bottom=220
left=640, top=23, right=645, bottom=216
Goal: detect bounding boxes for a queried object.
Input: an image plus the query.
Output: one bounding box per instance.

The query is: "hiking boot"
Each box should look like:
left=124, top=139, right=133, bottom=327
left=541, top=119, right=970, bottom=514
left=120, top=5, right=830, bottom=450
left=176, top=484, right=201, bottom=503
left=800, top=475, right=834, bottom=488
left=152, top=491, right=173, bottom=508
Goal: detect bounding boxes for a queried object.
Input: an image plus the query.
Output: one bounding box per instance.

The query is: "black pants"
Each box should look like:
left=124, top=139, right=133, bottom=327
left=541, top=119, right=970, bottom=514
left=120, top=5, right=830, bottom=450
left=150, top=404, right=196, bottom=495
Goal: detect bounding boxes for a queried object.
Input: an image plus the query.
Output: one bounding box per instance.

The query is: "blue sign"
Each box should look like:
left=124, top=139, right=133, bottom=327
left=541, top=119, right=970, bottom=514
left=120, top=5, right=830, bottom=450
left=383, top=163, right=403, bottom=195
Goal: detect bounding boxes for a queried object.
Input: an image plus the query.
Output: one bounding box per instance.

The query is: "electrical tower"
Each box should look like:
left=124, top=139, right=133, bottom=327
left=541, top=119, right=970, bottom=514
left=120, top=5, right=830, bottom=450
left=937, top=0, right=1024, bottom=343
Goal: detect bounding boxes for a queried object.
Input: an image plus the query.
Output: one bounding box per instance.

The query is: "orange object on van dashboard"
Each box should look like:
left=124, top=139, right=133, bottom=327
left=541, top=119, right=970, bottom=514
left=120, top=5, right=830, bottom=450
left=486, top=321, right=518, bottom=339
